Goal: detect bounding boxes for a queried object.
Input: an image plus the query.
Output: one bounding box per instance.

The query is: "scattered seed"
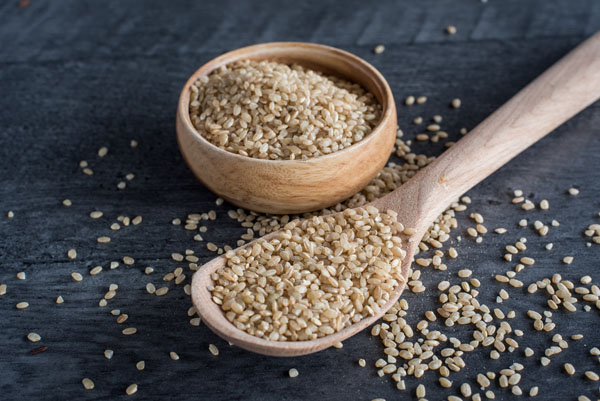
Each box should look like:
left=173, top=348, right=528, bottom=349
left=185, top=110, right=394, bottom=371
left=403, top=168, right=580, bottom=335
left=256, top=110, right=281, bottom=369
left=82, top=378, right=94, bottom=390
left=67, top=249, right=77, bottom=259
left=289, top=368, right=299, bottom=378
left=209, top=344, right=219, bottom=356
left=126, top=384, right=138, bottom=396
left=155, top=287, right=168, bottom=296
left=90, top=266, right=103, bottom=275
left=564, top=363, right=576, bottom=375
left=27, top=332, right=41, bottom=342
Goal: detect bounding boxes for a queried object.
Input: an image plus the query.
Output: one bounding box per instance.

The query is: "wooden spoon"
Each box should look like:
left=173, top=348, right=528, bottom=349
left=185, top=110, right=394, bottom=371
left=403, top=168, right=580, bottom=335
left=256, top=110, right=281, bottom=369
left=192, top=32, right=600, bottom=356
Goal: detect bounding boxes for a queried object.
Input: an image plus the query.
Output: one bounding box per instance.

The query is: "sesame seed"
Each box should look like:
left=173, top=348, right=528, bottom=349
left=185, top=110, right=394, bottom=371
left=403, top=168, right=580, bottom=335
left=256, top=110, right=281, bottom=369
left=90, top=210, right=103, bottom=219
left=132, top=216, right=142, bottom=225
left=146, top=283, right=156, bottom=294
left=104, top=349, right=114, bottom=359
left=27, top=332, right=41, bottom=342
left=288, top=368, right=299, bottom=378
left=56, top=295, right=64, bottom=304
left=585, top=371, right=599, bottom=381
left=209, top=344, right=219, bottom=356
left=71, top=272, right=83, bottom=282
left=123, top=256, right=134, bottom=265
left=126, top=384, right=138, bottom=396
left=374, top=45, right=385, bottom=54
left=563, top=256, right=574, bottom=264
left=130, top=139, right=138, bottom=147
left=446, top=25, right=457, bottom=34
left=136, top=361, right=145, bottom=370
left=358, top=359, right=366, bottom=367
left=16, top=301, right=29, bottom=309
left=564, top=363, right=576, bottom=375
left=7, top=211, right=14, bottom=218
left=82, top=378, right=94, bottom=390
left=520, top=257, right=535, bottom=265
left=405, top=96, right=415, bottom=106
left=89, top=266, right=103, bottom=275
left=0, top=284, right=6, bottom=295
left=122, top=327, right=137, bottom=335
left=155, top=287, right=168, bottom=296
left=67, top=249, right=77, bottom=259
left=16, top=271, right=26, bottom=280
left=568, top=187, right=580, bottom=195
left=416, top=96, right=427, bottom=104
left=62, top=199, right=72, bottom=207
left=170, top=351, right=179, bottom=360
left=451, top=98, right=461, bottom=108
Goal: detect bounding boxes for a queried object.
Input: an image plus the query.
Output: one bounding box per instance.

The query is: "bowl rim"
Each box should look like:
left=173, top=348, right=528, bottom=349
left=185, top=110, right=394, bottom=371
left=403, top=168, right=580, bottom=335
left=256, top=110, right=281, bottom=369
left=177, top=41, right=396, bottom=166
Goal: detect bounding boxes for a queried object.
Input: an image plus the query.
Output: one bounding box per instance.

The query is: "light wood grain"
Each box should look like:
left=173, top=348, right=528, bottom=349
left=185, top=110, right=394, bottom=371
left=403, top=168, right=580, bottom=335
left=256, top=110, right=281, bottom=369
left=192, top=32, right=600, bottom=356
left=176, top=42, right=397, bottom=214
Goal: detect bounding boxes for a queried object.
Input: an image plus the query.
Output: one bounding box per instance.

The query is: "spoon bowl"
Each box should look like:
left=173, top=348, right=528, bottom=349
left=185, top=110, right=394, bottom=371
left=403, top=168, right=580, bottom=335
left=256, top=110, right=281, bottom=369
left=191, top=211, right=422, bottom=356
left=176, top=42, right=397, bottom=214
left=191, top=32, right=600, bottom=356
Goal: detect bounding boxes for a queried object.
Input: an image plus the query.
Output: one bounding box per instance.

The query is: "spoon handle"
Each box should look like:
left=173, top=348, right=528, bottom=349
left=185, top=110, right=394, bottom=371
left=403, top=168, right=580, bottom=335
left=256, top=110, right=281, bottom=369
left=379, top=31, right=600, bottom=228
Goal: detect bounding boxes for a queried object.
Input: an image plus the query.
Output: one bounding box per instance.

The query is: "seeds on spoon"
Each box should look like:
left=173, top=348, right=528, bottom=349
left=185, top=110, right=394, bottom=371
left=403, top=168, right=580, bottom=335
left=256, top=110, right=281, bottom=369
left=210, top=206, right=407, bottom=341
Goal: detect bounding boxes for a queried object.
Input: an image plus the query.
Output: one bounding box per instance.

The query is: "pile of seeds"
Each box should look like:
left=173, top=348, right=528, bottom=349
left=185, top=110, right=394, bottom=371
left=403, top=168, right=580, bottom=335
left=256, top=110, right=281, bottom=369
left=189, top=60, right=381, bottom=160
left=210, top=206, right=408, bottom=341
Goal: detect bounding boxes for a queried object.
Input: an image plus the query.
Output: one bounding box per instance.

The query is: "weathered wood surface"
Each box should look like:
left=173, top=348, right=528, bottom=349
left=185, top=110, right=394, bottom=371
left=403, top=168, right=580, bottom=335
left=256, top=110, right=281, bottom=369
left=1, top=1, right=599, bottom=400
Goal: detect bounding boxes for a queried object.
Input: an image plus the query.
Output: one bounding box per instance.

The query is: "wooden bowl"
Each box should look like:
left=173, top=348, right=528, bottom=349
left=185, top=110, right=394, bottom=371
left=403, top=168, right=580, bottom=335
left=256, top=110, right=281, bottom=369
left=176, top=42, right=397, bottom=214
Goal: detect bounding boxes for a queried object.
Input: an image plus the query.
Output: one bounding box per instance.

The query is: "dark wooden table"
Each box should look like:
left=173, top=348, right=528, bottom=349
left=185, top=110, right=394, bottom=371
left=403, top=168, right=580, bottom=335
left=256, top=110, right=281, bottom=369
left=1, top=1, right=600, bottom=400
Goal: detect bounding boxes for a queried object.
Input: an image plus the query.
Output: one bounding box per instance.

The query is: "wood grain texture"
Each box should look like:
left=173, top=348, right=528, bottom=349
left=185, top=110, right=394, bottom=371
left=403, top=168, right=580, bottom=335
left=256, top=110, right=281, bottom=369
left=1, top=1, right=600, bottom=400
left=176, top=42, right=397, bottom=214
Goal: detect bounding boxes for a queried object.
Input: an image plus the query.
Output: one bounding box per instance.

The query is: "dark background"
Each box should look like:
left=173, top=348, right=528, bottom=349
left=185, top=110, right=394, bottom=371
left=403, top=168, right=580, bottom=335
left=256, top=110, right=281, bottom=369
left=1, top=0, right=600, bottom=400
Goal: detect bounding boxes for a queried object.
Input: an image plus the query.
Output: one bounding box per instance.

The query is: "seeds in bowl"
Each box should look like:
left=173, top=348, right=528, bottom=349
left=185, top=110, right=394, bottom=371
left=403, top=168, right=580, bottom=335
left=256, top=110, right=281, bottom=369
left=209, top=206, right=408, bottom=341
left=189, top=60, right=381, bottom=160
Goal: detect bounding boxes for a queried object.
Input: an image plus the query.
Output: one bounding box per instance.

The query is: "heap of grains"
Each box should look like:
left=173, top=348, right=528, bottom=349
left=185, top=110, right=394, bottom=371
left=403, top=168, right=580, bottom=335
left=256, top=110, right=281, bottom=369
left=189, top=60, right=381, bottom=160
left=209, top=206, right=409, bottom=341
